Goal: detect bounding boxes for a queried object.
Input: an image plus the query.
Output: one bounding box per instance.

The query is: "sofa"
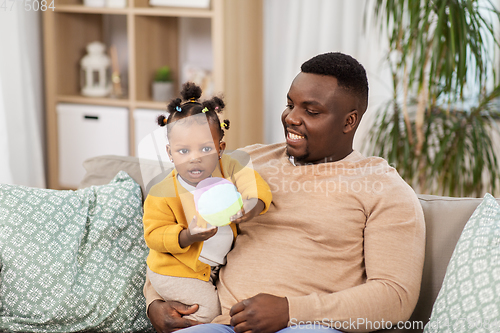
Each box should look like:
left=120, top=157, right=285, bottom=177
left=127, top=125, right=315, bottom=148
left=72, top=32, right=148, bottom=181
left=1, top=154, right=499, bottom=332
left=385, top=194, right=500, bottom=333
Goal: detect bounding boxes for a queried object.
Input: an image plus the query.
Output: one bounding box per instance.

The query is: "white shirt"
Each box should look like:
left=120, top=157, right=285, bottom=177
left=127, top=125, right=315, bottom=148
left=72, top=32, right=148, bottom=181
left=177, top=175, right=235, bottom=267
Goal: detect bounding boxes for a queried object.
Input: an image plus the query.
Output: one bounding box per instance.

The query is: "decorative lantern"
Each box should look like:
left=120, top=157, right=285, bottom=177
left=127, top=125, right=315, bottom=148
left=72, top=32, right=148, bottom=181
left=80, top=41, right=112, bottom=97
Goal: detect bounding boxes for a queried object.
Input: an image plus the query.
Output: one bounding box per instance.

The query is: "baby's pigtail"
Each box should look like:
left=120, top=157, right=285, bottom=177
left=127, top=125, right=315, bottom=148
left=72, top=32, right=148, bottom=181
left=157, top=115, right=168, bottom=127
left=167, top=98, right=183, bottom=114
left=219, top=119, right=230, bottom=140
left=212, top=96, right=225, bottom=113
left=180, top=82, right=202, bottom=102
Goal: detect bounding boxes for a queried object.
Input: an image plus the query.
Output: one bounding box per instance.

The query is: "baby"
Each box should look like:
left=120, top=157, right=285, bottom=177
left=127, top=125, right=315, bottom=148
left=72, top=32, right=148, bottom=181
left=142, top=82, right=272, bottom=323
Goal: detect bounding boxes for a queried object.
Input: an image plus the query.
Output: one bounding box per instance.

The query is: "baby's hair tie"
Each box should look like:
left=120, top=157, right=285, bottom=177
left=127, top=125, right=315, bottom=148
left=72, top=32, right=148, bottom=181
left=175, top=106, right=182, bottom=112
left=221, top=122, right=227, bottom=129
left=190, top=98, right=196, bottom=103
left=202, top=107, right=209, bottom=113
left=215, top=106, right=219, bottom=111
left=163, top=117, right=168, bottom=124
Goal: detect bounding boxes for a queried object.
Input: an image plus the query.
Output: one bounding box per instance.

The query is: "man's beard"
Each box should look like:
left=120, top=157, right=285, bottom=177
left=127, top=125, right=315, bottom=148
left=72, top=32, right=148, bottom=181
left=286, top=145, right=309, bottom=164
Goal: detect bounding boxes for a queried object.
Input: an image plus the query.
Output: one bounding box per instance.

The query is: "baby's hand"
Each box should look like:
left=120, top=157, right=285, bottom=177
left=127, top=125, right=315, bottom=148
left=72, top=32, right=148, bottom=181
left=230, top=198, right=265, bottom=224
left=179, top=216, right=218, bottom=248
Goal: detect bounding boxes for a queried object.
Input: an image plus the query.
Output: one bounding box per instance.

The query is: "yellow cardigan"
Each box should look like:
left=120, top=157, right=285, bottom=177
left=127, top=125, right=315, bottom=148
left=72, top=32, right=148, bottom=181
left=143, top=154, right=272, bottom=282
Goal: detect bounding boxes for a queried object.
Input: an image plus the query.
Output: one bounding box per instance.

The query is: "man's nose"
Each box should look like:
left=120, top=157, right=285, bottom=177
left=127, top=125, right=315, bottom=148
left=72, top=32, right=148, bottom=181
left=285, top=108, right=301, bottom=126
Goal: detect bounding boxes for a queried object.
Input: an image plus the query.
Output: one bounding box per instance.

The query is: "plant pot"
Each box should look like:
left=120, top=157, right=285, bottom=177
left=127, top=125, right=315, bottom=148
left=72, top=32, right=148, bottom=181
left=152, top=82, right=174, bottom=102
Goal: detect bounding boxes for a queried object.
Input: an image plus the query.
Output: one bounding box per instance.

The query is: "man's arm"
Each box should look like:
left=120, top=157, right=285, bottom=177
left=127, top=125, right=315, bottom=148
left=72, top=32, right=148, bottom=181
left=284, top=181, right=425, bottom=332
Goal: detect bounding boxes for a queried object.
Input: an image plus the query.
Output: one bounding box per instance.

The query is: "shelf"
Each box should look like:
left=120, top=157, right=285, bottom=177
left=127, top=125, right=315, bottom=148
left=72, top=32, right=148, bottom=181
left=55, top=4, right=129, bottom=14
left=54, top=12, right=106, bottom=96
left=134, top=15, right=179, bottom=101
left=57, top=95, right=130, bottom=107
left=43, top=0, right=264, bottom=189
left=54, top=4, right=213, bottom=17
left=132, top=7, right=213, bottom=17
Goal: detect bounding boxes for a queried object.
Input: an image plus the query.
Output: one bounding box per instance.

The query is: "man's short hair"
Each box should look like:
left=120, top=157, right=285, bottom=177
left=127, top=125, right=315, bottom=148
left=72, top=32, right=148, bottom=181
left=301, top=52, right=369, bottom=112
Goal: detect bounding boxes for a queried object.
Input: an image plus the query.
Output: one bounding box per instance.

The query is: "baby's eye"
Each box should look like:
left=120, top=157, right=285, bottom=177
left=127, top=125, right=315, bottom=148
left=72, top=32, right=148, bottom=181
left=178, top=149, right=188, bottom=154
left=202, top=147, right=213, bottom=153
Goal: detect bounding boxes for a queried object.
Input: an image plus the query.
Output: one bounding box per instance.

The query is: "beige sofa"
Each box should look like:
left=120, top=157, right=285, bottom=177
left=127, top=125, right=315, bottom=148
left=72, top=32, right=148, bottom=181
left=80, top=155, right=500, bottom=333
left=385, top=195, right=500, bottom=333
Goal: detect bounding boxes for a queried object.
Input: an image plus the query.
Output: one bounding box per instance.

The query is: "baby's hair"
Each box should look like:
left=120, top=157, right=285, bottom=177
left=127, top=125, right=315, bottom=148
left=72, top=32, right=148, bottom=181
left=157, top=82, right=230, bottom=140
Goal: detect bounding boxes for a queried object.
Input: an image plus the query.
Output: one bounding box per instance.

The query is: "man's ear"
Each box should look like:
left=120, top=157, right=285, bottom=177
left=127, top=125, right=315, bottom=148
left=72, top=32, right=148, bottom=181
left=343, top=110, right=359, bottom=134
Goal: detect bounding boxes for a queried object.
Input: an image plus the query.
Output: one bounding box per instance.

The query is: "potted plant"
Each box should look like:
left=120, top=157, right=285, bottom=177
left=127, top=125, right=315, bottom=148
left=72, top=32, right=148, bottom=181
left=364, top=0, right=500, bottom=197
left=152, top=66, right=174, bottom=102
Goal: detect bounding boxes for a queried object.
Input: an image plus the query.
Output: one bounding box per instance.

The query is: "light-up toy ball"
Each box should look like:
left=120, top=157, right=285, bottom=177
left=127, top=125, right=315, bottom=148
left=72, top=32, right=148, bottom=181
left=194, top=177, right=243, bottom=227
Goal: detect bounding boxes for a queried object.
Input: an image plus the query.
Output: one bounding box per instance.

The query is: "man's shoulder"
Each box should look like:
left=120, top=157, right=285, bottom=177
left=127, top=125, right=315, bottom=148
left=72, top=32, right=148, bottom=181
left=343, top=151, right=395, bottom=175
left=345, top=151, right=417, bottom=193
left=240, top=142, right=286, bottom=159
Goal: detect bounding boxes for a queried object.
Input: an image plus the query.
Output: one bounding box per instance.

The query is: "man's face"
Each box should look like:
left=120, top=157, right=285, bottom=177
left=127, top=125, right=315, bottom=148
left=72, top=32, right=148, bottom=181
left=281, top=72, right=358, bottom=164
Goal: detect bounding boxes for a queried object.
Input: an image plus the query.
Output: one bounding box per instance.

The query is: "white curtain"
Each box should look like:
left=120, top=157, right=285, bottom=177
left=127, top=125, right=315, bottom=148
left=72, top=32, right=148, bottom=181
left=263, top=0, right=392, bottom=151
left=0, top=9, right=45, bottom=187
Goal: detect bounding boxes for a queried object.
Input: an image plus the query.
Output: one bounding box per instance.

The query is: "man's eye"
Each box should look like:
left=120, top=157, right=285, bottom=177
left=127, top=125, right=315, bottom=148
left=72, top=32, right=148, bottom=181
left=202, top=147, right=212, bottom=153
left=285, top=104, right=293, bottom=109
left=306, top=109, right=319, bottom=115
left=178, top=149, right=188, bottom=154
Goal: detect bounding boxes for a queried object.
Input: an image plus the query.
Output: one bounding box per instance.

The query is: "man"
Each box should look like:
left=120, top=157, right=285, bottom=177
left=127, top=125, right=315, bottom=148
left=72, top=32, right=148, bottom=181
left=144, top=52, right=425, bottom=333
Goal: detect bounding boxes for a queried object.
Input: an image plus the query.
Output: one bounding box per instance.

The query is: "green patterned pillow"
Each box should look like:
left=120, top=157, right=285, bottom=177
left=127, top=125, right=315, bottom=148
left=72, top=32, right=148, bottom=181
left=0, top=171, right=153, bottom=332
left=424, top=193, right=500, bottom=333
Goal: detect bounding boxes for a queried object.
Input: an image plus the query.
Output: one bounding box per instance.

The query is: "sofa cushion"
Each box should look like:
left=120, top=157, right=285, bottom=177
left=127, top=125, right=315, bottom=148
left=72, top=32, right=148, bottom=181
left=423, top=193, right=500, bottom=332
left=0, top=171, right=153, bottom=332
left=79, top=155, right=172, bottom=201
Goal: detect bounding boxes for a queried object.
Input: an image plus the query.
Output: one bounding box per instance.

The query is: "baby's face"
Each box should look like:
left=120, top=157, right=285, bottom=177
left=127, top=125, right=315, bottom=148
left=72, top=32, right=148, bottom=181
left=167, top=119, right=223, bottom=187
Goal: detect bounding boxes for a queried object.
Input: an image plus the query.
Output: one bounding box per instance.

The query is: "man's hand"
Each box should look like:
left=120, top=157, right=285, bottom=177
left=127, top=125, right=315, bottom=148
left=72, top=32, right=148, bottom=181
left=230, top=198, right=265, bottom=224
left=148, top=299, right=202, bottom=333
left=229, top=293, right=289, bottom=333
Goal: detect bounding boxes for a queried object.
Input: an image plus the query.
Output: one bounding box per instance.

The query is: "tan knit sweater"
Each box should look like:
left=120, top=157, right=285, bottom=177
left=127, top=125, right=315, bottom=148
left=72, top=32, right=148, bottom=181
left=144, top=143, right=425, bottom=332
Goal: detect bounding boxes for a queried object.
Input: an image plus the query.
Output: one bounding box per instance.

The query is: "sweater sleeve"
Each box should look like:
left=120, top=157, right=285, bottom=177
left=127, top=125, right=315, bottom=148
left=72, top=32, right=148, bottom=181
left=143, top=194, right=191, bottom=255
left=286, top=175, right=425, bottom=332
left=224, top=156, right=273, bottom=214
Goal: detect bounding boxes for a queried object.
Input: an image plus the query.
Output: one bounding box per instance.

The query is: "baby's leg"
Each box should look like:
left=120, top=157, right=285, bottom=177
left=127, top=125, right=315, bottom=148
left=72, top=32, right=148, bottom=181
left=147, top=267, right=221, bottom=323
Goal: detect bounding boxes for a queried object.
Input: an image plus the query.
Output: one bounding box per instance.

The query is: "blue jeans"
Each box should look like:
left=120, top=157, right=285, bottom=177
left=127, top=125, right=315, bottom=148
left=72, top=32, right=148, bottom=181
left=179, top=323, right=342, bottom=332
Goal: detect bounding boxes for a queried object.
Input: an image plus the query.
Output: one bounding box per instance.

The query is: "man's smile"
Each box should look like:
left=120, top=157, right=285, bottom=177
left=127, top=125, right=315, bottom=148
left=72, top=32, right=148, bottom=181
left=286, top=129, right=306, bottom=143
